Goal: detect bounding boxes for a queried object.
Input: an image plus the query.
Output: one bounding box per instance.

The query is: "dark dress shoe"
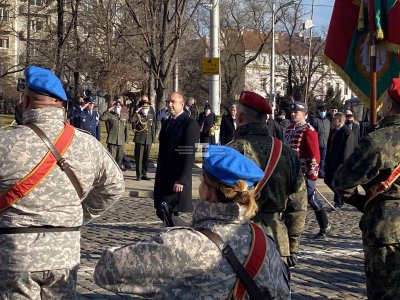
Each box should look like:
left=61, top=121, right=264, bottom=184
left=141, top=175, right=151, bottom=180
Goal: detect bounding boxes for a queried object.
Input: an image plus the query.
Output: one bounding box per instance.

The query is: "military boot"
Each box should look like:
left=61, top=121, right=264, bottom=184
left=313, top=208, right=332, bottom=239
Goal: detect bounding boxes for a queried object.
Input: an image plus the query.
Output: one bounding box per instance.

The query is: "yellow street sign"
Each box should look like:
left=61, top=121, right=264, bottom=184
left=202, top=58, right=220, bottom=75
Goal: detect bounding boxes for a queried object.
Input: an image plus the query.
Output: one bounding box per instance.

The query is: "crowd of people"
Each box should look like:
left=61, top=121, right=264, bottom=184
left=1, top=65, right=399, bottom=299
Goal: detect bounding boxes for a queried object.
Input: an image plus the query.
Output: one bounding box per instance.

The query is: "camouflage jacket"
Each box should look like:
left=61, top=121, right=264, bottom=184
left=228, top=123, right=307, bottom=257
left=0, top=108, right=124, bottom=271
left=94, top=200, right=290, bottom=299
left=335, top=114, right=400, bottom=246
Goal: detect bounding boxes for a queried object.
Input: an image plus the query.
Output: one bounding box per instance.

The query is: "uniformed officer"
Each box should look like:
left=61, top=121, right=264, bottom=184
left=130, top=95, right=156, bottom=181
left=228, top=91, right=308, bottom=268
left=335, top=78, right=400, bottom=299
left=72, top=97, right=101, bottom=140
left=100, top=99, right=130, bottom=168
left=284, top=102, right=331, bottom=239
left=94, top=145, right=290, bottom=299
left=0, top=66, right=124, bottom=298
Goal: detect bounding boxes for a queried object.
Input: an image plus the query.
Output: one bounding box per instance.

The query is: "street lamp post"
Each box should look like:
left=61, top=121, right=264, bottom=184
left=304, top=0, right=315, bottom=103
left=271, top=2, right=276, bottom=114
left=209, top=0, right=220, bottom=117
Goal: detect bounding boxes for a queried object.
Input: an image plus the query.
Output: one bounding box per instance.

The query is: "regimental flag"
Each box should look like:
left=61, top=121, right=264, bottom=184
left=368, top=0, right=400, bottom=51
left=324, top=0, right=400, bottom=105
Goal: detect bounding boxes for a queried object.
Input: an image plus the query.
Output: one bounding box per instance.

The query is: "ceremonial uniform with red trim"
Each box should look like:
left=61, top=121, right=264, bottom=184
left=284, top=121, right=320, bottom=180
left=284, top=121, right=324, bottom=211
left=94, top=200, right=290, bottom=299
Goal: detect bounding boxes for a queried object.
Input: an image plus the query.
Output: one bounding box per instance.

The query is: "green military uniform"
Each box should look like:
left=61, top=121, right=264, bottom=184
left=130, top=106, right=156, bottom=179
left=229, top=123, right=308, bottom=258
left=100, top=110, right=129, bottom=167
left=335, top=114, right=400, bottom=299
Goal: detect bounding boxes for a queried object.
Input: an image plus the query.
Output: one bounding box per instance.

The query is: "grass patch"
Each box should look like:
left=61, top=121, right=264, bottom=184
left=0, top=114, right=200, bottom=164
left=0, top=114, right=15, bottom=128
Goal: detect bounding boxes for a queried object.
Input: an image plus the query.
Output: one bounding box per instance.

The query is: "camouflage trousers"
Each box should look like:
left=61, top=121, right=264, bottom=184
left=364, top=243, right=400, bottom=299
left=0, top=268, right=77, bottom=300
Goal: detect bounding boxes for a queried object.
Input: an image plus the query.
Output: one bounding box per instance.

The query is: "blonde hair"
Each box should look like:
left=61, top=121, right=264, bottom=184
left=202, top=172, right=258, bottom=219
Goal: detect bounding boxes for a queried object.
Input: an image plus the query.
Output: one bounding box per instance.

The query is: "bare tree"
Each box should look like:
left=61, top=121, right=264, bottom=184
left=215, top=0, right=295, bottom=106
left=278, top=1, right=330, bottom=104
left=122, top=0, right=202, bottom=110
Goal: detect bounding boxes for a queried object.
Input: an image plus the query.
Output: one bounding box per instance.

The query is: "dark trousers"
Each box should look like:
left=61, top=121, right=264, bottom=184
left=306, top=179, right=324, bottom=211
left=107, top=144, right=124, bottom=168
left=135, top=143, right=151, bottom=178
left=319, top=147, right=327, bottom=177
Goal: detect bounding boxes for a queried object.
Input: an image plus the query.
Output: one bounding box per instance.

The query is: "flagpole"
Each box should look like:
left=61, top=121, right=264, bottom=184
left=369, top=34, right=378, bottom=126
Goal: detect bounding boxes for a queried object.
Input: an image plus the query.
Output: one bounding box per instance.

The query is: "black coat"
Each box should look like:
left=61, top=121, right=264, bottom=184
left=220, top=115, right=236, bottom=145
left=324, top=125, right=355, bottom=185
left=312, top=116, right=331, bottom=148
left=346, top=120, right=361, bottom=148
left=198, top=112, right=215, bottom=143
left=154, top=112, right=200, bottom=215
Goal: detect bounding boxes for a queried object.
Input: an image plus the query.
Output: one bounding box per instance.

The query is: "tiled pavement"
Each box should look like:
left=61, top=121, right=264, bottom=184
left=77, top=168, right=367, bottom=299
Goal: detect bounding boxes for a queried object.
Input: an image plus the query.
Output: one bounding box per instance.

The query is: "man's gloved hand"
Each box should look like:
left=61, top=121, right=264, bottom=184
left=286, top=253, right=298, bottom=268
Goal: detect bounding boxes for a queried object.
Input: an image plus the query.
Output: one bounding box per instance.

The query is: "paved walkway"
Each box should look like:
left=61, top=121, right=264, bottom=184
left=77, top=168, right=367, bottom=299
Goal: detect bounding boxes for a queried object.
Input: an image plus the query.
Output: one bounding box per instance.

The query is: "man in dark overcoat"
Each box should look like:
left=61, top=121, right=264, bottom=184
left=219, top=104, right=237, bottom=145
left=154, top=92, right=200, bottom=220
left=324, top=112, right=354, bottom=209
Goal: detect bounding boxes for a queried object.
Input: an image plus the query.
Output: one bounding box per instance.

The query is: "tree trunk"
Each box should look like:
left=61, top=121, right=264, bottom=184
left=55, top=0, right=65, bottom=76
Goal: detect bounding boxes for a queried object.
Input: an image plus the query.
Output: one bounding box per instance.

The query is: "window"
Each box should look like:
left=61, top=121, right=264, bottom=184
left=0, top=8, right=10, bottom=22
left=0, top=62, right=8, bottom=74
left=0, top=37, right=10, bottom=48
left=261, top=78, right=268, bottom=91
left=28, top=46, right=37, bottom=57
left=29, top=0, right=43, bottom=6
left=82, top=0, right=92, bottom=11
left=30, top=20, right=44, bottom=32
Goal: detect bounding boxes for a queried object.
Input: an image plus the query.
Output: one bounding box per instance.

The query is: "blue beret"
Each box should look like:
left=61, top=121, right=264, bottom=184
left=203, top=145, right=264, bottom=187
left=25, top=66, right=67, bottom=101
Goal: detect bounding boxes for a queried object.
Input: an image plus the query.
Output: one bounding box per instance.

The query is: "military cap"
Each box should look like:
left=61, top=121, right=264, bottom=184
left=278, top=109, right=286, bottom=116
left=345, top=109, right=353, bottom=116
left=239, top=91, right=272, bottom=114
left=84, top=96, right=93, bottom=103
left=203, top=145, right=264, bottom=187
left=388, top=78, right=400, bottom=105
left=290, top=102, right=308, bottom=112
left=25, top=66, right=67, bottom=101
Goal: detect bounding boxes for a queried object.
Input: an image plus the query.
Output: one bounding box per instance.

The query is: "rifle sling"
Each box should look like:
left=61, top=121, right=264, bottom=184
left=197, top=227, right=264, bottom=300
left=25, top=123, right=83, bottom=198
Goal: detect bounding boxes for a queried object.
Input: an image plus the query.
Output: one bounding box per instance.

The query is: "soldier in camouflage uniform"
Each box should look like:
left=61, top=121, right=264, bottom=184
left=0, top=66, right=124, bottom=299
left=228, top=91, right=308, bottom=268
left=335, top=78, right=400, bottom=299
left=94, top=145, right=290, bottom=299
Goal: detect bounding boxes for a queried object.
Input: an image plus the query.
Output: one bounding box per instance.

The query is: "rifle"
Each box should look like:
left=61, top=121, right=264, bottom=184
left=160, top=193, right=180, bottom=227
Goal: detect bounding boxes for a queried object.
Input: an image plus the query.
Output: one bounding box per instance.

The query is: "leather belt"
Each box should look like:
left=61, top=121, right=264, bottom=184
left=0, top=226, right=80, bottom=234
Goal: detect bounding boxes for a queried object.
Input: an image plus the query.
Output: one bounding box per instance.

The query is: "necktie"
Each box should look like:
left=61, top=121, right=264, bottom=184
left=166, top=117, right=176, bottom=131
